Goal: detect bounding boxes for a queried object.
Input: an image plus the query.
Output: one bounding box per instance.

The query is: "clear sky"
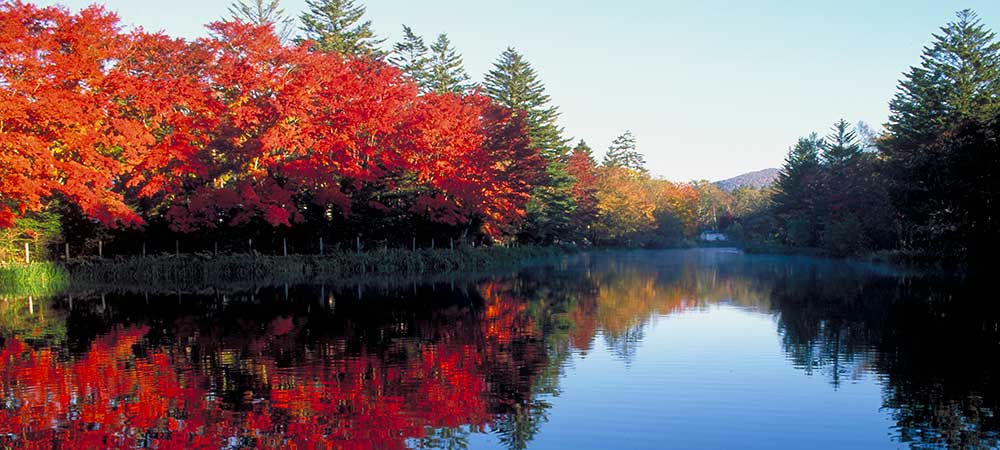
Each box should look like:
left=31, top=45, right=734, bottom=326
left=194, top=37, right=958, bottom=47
left=32, top=0, right=1000, bottom=181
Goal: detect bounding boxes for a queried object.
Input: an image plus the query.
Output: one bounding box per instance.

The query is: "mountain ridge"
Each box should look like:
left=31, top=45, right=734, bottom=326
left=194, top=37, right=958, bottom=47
left=713, top=168, right=779, bottom=191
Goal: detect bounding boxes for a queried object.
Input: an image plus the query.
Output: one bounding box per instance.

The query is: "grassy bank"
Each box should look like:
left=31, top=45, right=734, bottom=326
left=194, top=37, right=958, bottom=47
left=58, top=245, right=572, bottom=289
left=0, top=263, right=70, bottom=297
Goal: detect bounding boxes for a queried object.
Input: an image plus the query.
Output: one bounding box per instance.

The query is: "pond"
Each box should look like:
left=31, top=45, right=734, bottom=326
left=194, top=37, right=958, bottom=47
left=0, top=249, right=997, bottom=449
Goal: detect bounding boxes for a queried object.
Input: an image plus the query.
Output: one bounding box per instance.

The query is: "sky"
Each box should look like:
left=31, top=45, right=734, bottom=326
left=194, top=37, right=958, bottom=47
left=31, top=0, right=1000, bottom=181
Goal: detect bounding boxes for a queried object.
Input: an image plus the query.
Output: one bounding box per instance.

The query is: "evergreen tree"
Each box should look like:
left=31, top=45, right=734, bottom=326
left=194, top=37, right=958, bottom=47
left=484, top=47, right=569, bottom=160
left=821, top=119, right=862, bottom=168
left=229, top=0, right=294, bottom=42
left=485, top=47, right=574, bottom=243
left=773, top=133, right=824, bottom=246
left=887, top=9, right=1000, bottom=151
left=388, top=25, right=430, bottom=86
left=884, top=9, right=1000, bottom=261
left=603, top=131, right=646, bottom=173
left=299, top=0, right=384, bottom=56
left=426, top=33, right=474, bottom=94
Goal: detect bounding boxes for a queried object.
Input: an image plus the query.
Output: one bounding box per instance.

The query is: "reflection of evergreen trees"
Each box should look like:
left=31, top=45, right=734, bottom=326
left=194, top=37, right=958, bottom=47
left=743, top=264, right=1000, bottom=448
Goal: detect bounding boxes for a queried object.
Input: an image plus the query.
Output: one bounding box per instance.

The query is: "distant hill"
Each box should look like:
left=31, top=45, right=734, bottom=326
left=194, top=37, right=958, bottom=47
left=714, top=168, right=780, bottom=191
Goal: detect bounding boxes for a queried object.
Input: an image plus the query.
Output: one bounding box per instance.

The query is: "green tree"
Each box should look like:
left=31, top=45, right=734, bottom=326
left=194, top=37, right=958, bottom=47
left=426, top=33, right=474, bottom=94
left=773, top=134, right=824, bottom=246
left=887, top=9, right=1000, bottom=151
left=519, top=162, right=577, bottom=245
left=299, top=0, right=384, bottom=56
left=388, top=25, right=430, bottom=85
left=822, top=119, right=862, bottom=168
left=484, top=47, right=569, bottom=160
left=884, top=9, right=1000, bottom=262
left=602, top=130, right=646, bottom=173
left=229, top=0, right=294, bottom=41
left=485, top=47, right=574, bottom=244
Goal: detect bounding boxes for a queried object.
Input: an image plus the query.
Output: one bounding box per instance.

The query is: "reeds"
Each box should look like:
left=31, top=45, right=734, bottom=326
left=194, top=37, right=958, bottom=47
left=63, top=246, right=571, bottom=289
left=0, top=263, right=69, bottom=296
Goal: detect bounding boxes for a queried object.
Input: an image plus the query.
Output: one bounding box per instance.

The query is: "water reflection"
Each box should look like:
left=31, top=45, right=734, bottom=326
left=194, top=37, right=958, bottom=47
left=0, top=249, right=997, bottom=449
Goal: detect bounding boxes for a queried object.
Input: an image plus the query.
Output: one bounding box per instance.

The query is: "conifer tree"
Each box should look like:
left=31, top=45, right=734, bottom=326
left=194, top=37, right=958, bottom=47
left=389, top=25, right=430, bottom=86
left=425, top=33, right=473, bottom=94
left=884, top=9, right=1000, bottom=260
left=887, top=9, right=1000, bottom=151
left=299, top=0, right=384, bottom=56
left=821, top=119, right=862, bottom=168
left=484, top=47, right=574, bottom=243
left=773, top=134, right=824, bottom=246
left=603, top=131, right=646, bottom=173
left=229, top=0, right=294, bottom=41
left=484, top=47, right=569, bottom=160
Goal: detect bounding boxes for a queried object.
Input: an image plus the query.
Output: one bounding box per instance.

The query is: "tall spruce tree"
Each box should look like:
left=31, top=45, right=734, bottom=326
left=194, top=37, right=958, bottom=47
left=822, top=119, right=862, bottom=168
left=425, top=33, right=473, bottom=94
left=389, top=25, right=430, bottom=86
left=484, top=47, right=570, bottom=160
left=484, top=48, right=574, bottom=243
left=887, top=9, right=1000, bottom=151
left=229, top=0, right=294, bottom=41
left=603, top=131, right=646, bottom=173
left=884, top=9, right=1000, bottom=261
left=299, top=0, right=384, bottom=56
left=773, top=133, right=824, bottom=246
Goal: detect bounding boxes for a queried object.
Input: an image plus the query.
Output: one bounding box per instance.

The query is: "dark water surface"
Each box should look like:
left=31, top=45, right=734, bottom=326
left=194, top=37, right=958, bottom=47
left=1, top=249, right=997, bottom=449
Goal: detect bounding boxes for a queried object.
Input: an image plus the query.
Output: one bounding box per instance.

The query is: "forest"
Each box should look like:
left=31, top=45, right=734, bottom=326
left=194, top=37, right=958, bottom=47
left=0, top=1, right=997, bottom=269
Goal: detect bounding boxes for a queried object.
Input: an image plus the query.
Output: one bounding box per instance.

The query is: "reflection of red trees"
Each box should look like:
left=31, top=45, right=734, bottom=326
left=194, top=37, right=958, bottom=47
left=0, top=324, right=497, bottom=449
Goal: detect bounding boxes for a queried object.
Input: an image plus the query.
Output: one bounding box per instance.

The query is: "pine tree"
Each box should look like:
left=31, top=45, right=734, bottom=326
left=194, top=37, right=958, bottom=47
left=299, top=0, right=384, bottom=57
left=389, top=25, right=430, bottom=86
left=229, top=0, right=294, bottom=42
left=424, top=33, right=473, bottom=94
left=485, top=47, right=574, bottom=244
left=773, top=133, right=824, bottom=246
left=484, top=47, right=569, bottom=160
left=821, top=119, right=862, bottom=168
left=884, top=10, right=1000, bottom=259
left=603, top=131, right=646, bottom=173
left=887, top=9, right=1000, bottom=151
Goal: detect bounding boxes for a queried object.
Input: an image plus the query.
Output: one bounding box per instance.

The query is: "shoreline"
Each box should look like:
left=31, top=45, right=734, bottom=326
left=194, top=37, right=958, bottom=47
left=0, top=246, right=574, bottom=296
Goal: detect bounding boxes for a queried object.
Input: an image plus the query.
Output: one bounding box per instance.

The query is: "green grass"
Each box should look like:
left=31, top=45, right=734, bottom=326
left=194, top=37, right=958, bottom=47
left=0, top=263, right=69, bottom=297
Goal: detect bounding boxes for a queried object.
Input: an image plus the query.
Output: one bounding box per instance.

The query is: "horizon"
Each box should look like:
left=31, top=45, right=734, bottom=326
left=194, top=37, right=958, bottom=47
left=30, top=0, right=1000, bottom=181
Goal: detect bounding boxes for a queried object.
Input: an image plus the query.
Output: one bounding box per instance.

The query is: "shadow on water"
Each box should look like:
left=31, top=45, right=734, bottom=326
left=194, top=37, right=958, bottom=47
left=0, top=248, right=996, bottom=449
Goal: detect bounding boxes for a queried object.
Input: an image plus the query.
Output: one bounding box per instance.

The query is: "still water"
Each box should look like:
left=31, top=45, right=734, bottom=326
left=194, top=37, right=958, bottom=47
left=0, top=249, right=997, bottom=449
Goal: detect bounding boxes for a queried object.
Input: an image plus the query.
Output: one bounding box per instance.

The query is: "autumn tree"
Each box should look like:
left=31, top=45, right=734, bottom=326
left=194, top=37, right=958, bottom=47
left=0, top=2, right=211, bottom=231
left=299, top=0, right=384, bottom=56
left=592, top=167, right=656, bottom=245
left=566, top=141, right=599, bottom=242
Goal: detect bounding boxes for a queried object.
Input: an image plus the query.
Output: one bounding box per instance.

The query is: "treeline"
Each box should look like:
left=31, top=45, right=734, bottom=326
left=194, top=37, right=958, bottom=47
left=0, top=0, right=715, bottom=261
left=726, top=9, right=1000, bottom=265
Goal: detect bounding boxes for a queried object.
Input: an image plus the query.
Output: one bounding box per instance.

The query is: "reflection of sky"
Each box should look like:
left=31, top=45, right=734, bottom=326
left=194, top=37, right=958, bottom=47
left=470, top=306, right=895, bottom=449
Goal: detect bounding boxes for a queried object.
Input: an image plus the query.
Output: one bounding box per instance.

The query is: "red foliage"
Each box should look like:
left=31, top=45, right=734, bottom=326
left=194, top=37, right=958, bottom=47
left=0, top=3, right=544, bottom=237
left=567, top=146, right=600, bottom=237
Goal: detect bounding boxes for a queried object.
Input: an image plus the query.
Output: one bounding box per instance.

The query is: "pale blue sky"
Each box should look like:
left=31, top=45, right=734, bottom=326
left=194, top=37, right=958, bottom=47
left=33, top=0, right=1000, bottom=181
